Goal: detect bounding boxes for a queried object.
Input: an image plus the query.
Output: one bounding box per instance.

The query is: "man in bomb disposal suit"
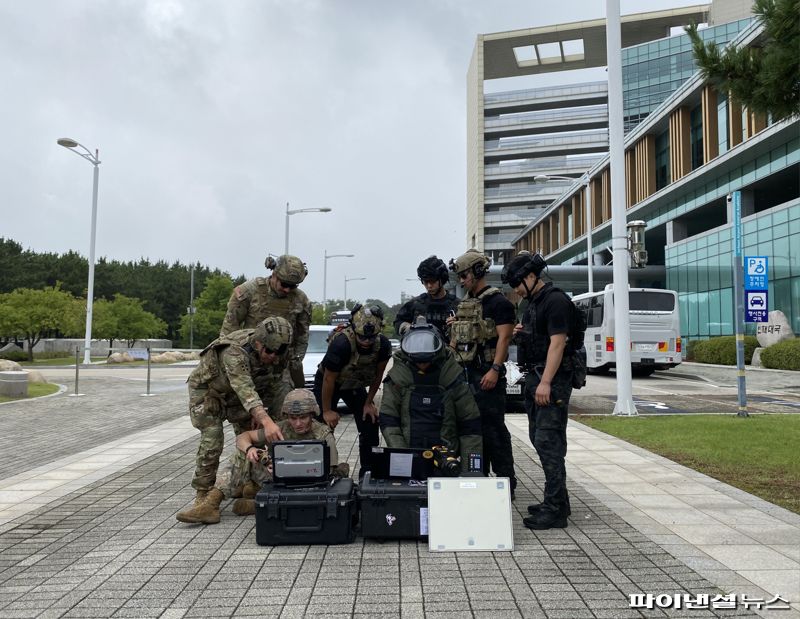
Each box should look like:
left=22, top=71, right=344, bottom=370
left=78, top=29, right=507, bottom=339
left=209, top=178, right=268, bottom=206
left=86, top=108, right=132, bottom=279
left=208, top=389, right=349, bottom=519
left=220, top=254, right=312, bottom=388
left=502, top=251, right=584, bottom=530
left=380, top=317, right=482, bottom=474
left=176, top=317, right=293, bottom=525
left=447, top=249, right=518, bottom=497
left=314, top=304, right=392, bottom=479
left=394, top=256, right=459, bottom=337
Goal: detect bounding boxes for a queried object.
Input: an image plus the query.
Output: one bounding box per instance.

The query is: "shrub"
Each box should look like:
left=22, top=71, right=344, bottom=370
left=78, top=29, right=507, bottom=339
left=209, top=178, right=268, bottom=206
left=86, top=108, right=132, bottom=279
left=684, top=339, right=699, bottom=361
left=693, top=335, right=759, bottom=365
left=760, top=339, right=800, bottom=371
left=0, top=350, right=27, bottom=362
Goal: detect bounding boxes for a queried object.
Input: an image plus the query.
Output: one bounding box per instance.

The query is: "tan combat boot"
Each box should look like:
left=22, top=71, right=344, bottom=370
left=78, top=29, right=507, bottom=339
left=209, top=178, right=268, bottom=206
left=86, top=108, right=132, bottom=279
left=176, top=488, right=224, bottom=524
left=242, top=480, right=260, bottom=499
left=232, top=498, right=256, bottom=516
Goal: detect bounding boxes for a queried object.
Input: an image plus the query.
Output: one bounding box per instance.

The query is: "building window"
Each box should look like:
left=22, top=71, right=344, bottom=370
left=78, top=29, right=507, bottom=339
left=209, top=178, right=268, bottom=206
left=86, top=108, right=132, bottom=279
left=690, top=105, right=703, bottom=170
left=655, top=130, right=670, bottom=190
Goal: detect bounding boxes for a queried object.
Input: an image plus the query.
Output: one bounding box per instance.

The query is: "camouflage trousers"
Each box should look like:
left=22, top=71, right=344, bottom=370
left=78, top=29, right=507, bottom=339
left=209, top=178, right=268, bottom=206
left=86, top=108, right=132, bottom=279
left=214, top=449, right=272, bottom=499
left=524, top=369, right=573, bottom=511
left=467, top=367, right=517, bottom=489
left=189, top=387, right=252, bottom=492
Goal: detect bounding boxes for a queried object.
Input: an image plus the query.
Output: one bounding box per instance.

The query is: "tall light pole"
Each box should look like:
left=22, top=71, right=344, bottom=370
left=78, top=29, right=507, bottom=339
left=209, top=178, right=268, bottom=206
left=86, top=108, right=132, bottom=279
left=344, top=276, right=366, bottom=310
left=284, top=203, right=331, bottom=254
left=606, top=0, right=637, bottom=416
left=324, top=250, right=354, bottom=308
left=534, top=174, right=593, bottom=293
left=58, top=137, right=101, bottom=365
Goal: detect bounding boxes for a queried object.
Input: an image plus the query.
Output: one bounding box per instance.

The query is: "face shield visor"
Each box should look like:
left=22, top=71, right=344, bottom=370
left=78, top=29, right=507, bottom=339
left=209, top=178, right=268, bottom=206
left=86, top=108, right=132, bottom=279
left=400, top=327, right=443, bottom=363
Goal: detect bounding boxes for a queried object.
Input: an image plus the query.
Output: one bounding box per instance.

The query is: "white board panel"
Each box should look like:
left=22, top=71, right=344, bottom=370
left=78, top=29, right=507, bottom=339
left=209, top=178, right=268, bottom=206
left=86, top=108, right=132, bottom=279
left=427, top=477, right=514, bottom=552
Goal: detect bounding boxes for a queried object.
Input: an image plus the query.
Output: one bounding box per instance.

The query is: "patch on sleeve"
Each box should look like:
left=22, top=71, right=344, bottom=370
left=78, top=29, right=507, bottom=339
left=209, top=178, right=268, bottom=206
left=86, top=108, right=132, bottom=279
left=234, top=286, right=245, bottom=300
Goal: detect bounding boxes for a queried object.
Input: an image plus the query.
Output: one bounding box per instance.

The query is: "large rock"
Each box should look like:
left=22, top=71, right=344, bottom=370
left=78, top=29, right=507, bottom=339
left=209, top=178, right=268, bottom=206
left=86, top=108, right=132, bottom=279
left=756, top=311, right=796, bottom=347
left=107, top=352, right=135, bottom=364
left=0, top=359, right=23, bottom=372
left=26, top=370, right=47, bottom=384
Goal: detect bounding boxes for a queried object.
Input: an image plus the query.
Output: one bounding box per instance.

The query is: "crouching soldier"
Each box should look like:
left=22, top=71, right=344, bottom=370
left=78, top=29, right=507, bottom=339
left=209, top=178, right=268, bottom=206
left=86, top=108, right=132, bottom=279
left=380, top=317, right=482, bottom=473
left=214, top=389, right=350, bottom=516
left=176, top=317, right=293, bottom=525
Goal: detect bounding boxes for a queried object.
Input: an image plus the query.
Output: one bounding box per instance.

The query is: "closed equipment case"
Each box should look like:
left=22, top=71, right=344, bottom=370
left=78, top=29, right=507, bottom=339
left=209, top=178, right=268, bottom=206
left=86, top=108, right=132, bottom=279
left=255, top=478, right=357, bottom=546
left=358, top=472, right=428, bottom=540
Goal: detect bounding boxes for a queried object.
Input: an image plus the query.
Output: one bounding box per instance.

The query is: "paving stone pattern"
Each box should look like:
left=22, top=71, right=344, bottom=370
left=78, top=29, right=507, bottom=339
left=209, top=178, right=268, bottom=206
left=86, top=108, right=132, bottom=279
left=0, top=376, right=185, bottom=480
left=0, top=415, right=757, bottom=618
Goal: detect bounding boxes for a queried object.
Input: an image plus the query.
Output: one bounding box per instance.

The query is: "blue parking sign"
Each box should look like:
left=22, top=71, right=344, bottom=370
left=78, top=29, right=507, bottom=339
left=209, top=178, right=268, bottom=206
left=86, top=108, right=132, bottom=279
left=745, top=256, right=768, bottom=290
left=745, top=290, right=768, bottom=322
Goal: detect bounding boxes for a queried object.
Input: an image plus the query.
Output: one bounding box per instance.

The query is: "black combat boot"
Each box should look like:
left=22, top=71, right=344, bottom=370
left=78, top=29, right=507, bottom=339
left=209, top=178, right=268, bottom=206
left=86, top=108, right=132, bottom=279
left=527, top=494, right=571, bottom=517
left=523, top=506, right=568, bottom=530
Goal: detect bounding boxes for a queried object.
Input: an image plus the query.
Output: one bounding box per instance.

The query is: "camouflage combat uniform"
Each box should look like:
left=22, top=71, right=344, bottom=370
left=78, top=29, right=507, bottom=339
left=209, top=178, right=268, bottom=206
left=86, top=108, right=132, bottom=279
left=188, top=327, right=288, bottom=492
left=220, top=255, right=312, bottom=388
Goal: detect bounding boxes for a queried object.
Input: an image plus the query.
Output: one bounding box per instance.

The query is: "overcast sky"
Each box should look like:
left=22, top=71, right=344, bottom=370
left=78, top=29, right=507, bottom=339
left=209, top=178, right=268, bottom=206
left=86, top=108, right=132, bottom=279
left=2, top=0, right=698, bottom=305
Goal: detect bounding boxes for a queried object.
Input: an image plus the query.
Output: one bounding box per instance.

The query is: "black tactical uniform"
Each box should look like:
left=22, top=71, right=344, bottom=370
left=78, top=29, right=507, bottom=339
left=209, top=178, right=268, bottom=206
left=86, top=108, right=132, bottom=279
left=393, top=291, right=459, bottom=338
left=520, top=281, right=575, bottom=520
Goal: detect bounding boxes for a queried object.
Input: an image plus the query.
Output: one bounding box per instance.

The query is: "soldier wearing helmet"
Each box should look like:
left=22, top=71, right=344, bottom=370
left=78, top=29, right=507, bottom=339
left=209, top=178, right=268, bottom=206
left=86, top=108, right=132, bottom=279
left=176, top=316, right=294, bottom=525
left=380, top=317, right=483, bottom=473
left=504, top=251, right=577, bottom=530
left=393, top=255, right=459, bottom=338
left=204, top=389, right=349, bottom=519
left=446, top=249, right=518, bottom=498
left=220, top=254, right=312, bottom=389
left=313, top=304, right=391, bottom=479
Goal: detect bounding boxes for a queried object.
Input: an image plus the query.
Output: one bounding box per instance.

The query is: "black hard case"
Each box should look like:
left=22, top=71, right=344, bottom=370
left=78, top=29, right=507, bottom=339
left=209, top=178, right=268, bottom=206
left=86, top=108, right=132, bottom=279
left=358, top=472, right=428, bottom=540
left=254, top=478, right=357, bottom=546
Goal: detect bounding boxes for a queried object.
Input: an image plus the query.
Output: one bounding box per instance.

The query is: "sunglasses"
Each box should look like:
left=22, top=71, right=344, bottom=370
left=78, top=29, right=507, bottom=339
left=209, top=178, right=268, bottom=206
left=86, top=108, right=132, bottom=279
left=356, top=334, right=377, bottom=342
left=278, top=279, right=298, bottom=290
left=457, top=271, right=470, bottom=280
left=263, top=343, right=288, bottom=355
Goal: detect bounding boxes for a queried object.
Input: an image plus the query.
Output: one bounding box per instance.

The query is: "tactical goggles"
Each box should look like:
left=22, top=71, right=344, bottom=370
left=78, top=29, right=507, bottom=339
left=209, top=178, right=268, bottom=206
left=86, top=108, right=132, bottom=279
left=264, top=343, right=288, bottom=355
left=356, top=333, right=377, bottom=343
left=278, top=279, right=298, bottom=290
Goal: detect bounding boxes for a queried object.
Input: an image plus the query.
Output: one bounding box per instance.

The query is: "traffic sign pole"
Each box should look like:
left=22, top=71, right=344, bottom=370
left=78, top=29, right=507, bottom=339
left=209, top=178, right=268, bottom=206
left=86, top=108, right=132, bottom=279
left=730, top=192, right=748, bottom=417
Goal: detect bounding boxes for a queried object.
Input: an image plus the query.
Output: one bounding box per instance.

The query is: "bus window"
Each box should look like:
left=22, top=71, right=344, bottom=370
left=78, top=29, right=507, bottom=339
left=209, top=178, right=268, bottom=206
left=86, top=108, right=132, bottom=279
left=589, top=296, right=604, bottom=327
left=629, top=291, right=675, bottom=311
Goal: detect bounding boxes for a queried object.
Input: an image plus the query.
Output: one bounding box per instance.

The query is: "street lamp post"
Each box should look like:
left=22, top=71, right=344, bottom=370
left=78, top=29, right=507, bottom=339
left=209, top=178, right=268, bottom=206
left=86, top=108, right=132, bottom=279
left=535, top=174, right=593, bottom=293
left=57, top=137, right=101, bottom=365
left=323, top=250, right=354, bottom=308
left=344, top=276, right=366, bottom=310
left=284, top=203, right=331, bottom=254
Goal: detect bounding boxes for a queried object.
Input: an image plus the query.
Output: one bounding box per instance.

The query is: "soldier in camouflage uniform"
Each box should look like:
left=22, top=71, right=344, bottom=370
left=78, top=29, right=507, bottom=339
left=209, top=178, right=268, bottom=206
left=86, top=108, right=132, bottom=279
left=314, top=304, right=392, bottom=479
left=503, top=252, right=575, bottom=530
left=381, top=317, right=483, bottom=473
left=220, top=254, right=312, bottom=388
left=393, top=256, right=459, bottom=338
left=208, top=389, right=349, bottom=518
left=447, top=249, right=518, bottom=497
left=176, top=317, right=293, bottom=525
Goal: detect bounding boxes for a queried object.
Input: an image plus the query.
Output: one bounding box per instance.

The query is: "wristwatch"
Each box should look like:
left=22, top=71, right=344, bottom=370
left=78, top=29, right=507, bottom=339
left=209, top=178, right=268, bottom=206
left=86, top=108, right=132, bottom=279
left=491, top=363, right=503, bottom=373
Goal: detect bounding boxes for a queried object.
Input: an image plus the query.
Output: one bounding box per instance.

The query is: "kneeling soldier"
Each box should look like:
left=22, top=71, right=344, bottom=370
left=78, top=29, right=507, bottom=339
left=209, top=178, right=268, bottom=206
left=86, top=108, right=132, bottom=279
left=215, top=389, right=349, bottom=516
left=380, top=317, right=482, bottom=473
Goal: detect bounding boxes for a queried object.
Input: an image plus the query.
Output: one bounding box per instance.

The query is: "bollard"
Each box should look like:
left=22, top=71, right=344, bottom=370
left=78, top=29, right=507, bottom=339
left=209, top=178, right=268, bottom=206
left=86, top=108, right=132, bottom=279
left=68, top=346, right=85, bottom=397
left=140, top=345, right=156, bottom=397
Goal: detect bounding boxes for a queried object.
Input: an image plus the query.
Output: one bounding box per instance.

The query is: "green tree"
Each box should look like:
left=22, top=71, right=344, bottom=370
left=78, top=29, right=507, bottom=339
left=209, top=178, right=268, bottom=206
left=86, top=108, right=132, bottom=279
left=687, top=0, right=799, bottom=120
left=0, top=287, right=82, bottom=360
left=91, top=295, right=167, bottom=350
left=178, top=275, right=234, bottom=348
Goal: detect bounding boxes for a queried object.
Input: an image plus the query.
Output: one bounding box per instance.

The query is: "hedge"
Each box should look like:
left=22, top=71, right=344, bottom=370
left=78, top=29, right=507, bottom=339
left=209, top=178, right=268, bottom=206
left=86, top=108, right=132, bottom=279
left=692, top=335, right=759, bottom=365
left=760, top=338, right=800, bottom=371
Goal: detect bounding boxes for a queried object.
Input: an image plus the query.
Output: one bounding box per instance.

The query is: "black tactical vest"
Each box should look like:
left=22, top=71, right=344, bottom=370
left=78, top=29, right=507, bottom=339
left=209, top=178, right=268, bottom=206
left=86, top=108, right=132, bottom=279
left=409, top=293, right=459, bottom=336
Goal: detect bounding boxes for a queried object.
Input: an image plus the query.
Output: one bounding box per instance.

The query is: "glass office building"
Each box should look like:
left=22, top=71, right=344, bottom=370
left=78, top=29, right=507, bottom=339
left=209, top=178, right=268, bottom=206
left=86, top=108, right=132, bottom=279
left=623, top=18, right=752, bottom=132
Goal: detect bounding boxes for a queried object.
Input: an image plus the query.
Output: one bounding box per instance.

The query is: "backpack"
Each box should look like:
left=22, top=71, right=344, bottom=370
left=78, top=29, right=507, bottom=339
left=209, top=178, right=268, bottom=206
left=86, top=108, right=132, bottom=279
left=539, top=286, right=587, bottom=389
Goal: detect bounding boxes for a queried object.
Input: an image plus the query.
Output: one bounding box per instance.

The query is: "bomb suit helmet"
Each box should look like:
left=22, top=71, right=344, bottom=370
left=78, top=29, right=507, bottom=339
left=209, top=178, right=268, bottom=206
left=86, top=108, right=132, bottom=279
left=400, top=316, right=443, bottom=363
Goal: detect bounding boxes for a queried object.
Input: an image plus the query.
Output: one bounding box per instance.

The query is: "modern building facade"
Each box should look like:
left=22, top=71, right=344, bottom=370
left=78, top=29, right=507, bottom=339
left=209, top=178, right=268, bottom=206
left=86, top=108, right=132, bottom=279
left=467, top=5, right=712, bottom=264
left=511, top=20, right=800, bottom=341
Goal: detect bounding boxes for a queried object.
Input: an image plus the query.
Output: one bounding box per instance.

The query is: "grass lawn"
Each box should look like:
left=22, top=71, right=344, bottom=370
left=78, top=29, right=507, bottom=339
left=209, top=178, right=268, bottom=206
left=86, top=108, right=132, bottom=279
left=19, top=357, right=108, bottom=366
left=0, top=382, right=61, bottom=403
left=574, top=414, right=800, bottom=514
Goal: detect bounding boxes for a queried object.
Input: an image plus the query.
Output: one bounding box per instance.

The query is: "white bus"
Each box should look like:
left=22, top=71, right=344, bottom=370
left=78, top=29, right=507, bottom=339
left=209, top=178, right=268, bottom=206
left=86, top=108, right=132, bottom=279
left=572, top=285, right=682, bottom=377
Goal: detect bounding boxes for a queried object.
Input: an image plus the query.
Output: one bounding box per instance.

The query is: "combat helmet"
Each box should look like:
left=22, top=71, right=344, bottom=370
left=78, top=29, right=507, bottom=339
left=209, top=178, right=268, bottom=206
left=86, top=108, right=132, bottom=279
left=281, top=388, right=320, bottom=417
left=449, top=249, right=491, bottom=279
left=501, top=251, right=547, bottom=288
left=350, top=304, right=384, bottom=338
left=417, top=255, right=449, bottom=285
left=265, top=254, right=308, bottom=285
left=250, top=316, right=293, bottom=354
left=401, top=316, right=443, bottom=363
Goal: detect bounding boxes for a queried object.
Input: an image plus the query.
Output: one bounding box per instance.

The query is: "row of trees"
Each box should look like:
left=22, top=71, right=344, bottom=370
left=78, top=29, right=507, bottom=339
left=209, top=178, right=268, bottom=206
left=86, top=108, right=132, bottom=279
left=0, top=237, right=242, bottom=343
left=0, top=287, right=167, bottom=361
